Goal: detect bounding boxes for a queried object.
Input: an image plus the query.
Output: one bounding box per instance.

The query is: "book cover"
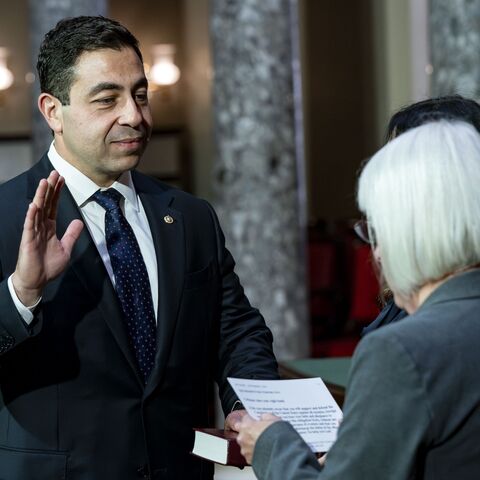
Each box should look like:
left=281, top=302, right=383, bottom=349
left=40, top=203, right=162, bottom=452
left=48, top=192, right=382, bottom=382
left=191, top=428, right=247, bottom=468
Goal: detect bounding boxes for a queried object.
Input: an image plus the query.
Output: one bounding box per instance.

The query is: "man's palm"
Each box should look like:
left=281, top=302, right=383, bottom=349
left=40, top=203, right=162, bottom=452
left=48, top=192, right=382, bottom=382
left=12, top=171, right=83, bottom=306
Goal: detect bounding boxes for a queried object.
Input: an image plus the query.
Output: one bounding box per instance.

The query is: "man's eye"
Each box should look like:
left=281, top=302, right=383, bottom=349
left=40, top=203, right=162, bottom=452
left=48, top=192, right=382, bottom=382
left=135, top=93, right=148, bottom=104
left=96, top=97, right=115, bottom=105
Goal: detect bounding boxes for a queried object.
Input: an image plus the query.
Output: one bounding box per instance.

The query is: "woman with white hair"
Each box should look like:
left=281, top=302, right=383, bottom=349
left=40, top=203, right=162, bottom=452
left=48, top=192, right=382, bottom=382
left=235, top=120, right=480, bottom=479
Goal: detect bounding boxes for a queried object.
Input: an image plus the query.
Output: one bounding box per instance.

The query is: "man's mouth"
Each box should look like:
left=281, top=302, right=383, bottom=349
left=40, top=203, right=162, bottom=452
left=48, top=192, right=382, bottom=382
left=113, top=136, right=144, bottom=144
left=111, top=137, right=146, bottom=151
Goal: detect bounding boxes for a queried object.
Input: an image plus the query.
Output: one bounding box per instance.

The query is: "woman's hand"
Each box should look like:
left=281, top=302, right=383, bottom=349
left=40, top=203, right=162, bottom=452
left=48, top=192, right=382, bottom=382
left=235, top=413, right=281, bottom=464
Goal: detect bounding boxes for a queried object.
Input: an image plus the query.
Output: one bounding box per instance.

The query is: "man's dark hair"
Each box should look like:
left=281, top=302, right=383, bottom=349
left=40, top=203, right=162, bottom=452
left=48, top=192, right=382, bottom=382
left=386, top=95, right=480, bottom=141
left=37, top=16, right=143, bottom=105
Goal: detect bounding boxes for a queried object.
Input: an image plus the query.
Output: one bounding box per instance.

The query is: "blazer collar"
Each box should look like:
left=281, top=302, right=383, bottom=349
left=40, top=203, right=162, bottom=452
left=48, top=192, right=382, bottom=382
left=419, top=268, right=480, bottom=311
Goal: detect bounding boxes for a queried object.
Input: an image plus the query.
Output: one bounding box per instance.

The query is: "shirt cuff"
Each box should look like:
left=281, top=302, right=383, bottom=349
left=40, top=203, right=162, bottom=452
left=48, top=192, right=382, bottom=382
left=7, top=275, right=41, bottom=325
left=230, top=400, right=245, bottom=412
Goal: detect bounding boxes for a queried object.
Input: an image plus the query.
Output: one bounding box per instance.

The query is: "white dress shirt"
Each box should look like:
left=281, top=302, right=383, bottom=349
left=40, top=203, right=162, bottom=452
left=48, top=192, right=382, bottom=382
left=9, top=142, right=159, bottom=324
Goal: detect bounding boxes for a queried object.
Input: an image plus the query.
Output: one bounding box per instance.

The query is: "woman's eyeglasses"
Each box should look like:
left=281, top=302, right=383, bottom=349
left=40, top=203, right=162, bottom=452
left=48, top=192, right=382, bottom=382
left=353, top=219, right=375, bottom=245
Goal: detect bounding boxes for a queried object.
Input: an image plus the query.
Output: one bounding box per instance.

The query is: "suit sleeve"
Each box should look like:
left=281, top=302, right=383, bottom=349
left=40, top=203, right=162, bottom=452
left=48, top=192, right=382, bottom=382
left=0, top=245, right=44, bottom=357
left=205, top=202, right=279, bottom=413
left=252, top=333, right=432, bottom=479
left=253, top=421, right=322, bottom=480
left=0, top=281, right=42, bottom=357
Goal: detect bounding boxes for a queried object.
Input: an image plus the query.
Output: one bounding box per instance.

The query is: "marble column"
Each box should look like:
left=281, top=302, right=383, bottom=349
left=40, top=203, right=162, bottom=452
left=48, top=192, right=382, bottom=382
left=29, top=0, right=108, bottom=160
left=430, top=0, right=480, bottom=98
left=210, top=0, right=309, bottom=360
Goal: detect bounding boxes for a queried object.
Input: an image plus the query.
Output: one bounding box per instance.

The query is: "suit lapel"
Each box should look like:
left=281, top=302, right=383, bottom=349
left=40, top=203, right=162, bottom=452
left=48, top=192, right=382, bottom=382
left=133, top=174, right=185, bottom=398
left=27, top=156, right=144, bottom=388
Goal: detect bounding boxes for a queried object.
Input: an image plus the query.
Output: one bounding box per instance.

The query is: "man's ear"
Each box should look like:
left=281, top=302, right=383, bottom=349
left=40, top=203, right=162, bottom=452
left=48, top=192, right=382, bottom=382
left=38, top=93, right=63, bottom=134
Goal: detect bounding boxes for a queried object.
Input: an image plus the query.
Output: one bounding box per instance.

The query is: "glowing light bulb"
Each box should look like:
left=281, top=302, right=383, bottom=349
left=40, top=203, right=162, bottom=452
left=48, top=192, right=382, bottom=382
left=0, top=48, right=13, bottom=91
left=150, top=44, right=180, bottom=86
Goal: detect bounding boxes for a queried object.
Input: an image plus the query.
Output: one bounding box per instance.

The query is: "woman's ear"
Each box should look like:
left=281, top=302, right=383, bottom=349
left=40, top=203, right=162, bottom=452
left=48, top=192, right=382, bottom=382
left=38, top=93, right=63, bottom=134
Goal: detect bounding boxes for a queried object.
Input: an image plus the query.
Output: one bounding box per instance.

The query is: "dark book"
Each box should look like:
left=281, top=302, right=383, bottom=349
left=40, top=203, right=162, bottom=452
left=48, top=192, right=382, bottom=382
left=191, top=428, right=248, bottom=468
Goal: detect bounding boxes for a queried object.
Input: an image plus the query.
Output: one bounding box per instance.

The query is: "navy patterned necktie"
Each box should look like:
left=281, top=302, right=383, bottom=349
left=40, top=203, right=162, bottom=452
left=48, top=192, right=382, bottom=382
left=93, top=188, right=157, bottom=384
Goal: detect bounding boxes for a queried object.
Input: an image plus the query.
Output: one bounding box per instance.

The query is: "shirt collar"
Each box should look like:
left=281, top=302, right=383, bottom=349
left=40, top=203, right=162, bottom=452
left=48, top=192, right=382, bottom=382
left=47, top=142, right=139, bottom=211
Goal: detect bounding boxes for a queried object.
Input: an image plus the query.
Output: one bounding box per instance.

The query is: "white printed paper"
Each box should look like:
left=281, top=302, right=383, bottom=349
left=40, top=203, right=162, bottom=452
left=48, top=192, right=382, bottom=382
left=228, top=377, right=343, bottom=452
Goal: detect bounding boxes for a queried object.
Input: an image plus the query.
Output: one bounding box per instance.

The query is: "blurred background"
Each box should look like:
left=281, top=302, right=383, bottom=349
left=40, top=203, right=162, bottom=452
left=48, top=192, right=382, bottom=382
left=0, top=0, right=474, bottom=365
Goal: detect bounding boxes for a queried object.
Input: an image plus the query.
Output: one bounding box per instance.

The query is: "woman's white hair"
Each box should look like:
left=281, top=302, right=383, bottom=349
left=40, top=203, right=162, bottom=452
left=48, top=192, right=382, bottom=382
left=357, top=120, right=480, bottom=299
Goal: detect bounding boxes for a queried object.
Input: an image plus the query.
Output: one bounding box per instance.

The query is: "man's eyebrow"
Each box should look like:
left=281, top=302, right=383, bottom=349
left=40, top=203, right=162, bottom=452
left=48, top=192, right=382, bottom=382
left=88, top=82, right=122, bottom=97
left=88, top=78, right=148, bottom=98
left=133, top=77, right=149, bottom=90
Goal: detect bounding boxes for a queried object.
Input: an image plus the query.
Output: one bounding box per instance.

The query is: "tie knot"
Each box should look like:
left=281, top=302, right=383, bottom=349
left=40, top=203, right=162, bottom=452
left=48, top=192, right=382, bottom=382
left=93, top=188, right=123, bottom=212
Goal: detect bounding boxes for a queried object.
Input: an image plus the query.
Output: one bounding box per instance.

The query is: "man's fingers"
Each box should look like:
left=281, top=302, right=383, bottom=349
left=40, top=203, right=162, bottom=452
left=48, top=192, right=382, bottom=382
left=43, top=171, right=60, bottom=219
left=32, top=178, right=51, bottom=226
left=32, top=179, right=48, bottom=211
left=43, top=182, right=54, bottom=220
left=60, top=219, right=84, bottom=255
left=46, top=170, right=60, bottom=191
left=49, top=175, right=64, bottom=220
left=32, top=172, right=60, bottom=220
left=21, top=203, right=38, bottom=244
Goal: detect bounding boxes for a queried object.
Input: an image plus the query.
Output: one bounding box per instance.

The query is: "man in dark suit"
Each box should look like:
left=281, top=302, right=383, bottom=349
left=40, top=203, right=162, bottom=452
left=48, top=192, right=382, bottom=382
left=0, top=16, right=278, bottom=480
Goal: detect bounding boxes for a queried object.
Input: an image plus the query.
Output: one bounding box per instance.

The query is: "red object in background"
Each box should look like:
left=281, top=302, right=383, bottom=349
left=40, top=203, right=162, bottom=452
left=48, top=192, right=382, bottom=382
left=308, top=241, right=337, bottom=292
left=308, top=240, right=338, bottom=318
left=307, top=228, right=380, bottom=358
left=349, top=244, right=380, bottom=324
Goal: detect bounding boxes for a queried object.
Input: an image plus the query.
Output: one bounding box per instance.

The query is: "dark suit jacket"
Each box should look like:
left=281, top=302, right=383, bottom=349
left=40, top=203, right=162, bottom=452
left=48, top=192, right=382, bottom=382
left=0, top=155, right=278, bottom=480
left=253, top=270, right=480, bottom=479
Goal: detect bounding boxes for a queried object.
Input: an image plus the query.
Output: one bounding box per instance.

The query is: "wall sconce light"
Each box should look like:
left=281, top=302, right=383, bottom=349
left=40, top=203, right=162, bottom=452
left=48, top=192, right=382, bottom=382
left=149, top=44, right=180, bottom=86
left=0, top=48, right=14, bottom=91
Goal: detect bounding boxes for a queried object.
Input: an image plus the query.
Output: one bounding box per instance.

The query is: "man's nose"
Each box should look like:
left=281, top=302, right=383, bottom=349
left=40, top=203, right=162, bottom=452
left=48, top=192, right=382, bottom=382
left=118, top=96, right=144, bottom=127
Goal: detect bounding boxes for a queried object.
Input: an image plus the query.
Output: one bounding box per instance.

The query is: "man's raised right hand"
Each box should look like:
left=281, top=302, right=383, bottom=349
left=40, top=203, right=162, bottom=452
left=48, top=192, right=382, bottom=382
left=11, top=170, right=84, bottom=307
